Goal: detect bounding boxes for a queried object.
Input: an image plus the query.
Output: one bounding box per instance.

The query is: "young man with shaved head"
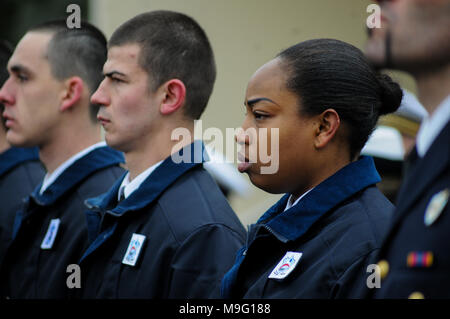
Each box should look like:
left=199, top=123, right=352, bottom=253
left=0, top=40, right=45, bottom=268
left=79, top=10, right=246, bottom=298
left=0, top=21, right=124, bottom=298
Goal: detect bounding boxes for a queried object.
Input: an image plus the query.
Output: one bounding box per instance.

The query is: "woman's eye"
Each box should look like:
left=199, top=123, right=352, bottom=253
left=253, top=112, right=268, bottom=120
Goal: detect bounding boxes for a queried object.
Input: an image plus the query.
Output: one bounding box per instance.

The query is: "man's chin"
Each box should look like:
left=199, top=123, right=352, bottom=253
left=104, top=136, right=129, bottom=153
left=6, top=131, right=32, bottom=148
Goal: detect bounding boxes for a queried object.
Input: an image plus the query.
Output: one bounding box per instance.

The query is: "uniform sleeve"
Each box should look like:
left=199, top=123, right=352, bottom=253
left=330, top=248, right=381, bottom=298
left=166, top=224, right=245, bottom=298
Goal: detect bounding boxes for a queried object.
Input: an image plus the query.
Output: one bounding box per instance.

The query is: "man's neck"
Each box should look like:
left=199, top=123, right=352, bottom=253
left=415, top=64, right=450, bottom=116
left=0, top=130, right=10, bottom=154
left=125, top=124, right=194, bottom=181
left=39, top=125, right=102, bottom=174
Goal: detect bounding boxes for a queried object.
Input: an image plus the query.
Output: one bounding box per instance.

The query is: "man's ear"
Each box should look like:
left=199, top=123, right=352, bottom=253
left=160, top=79, right=186, bottom=115
left=60, top=76, right=83, bottom=112
left=314, top=108, right=340, bottom=149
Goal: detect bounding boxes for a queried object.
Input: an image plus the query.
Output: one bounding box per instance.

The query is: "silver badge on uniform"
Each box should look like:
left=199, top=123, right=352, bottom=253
left=41, top=218, right=61, bottom=250
left=424, top=188, right=449, bottom=227
left=122, top=233, right=146, bottom=266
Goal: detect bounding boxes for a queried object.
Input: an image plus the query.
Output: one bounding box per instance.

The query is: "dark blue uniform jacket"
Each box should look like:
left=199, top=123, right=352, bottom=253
left=221, top=156, right=393, bottom=298
left=372, top=120, right=450, bottom=299
left=78, top=142, right=246, bottom=298
left=0, top=147, right=45, bottom=266
left=0, top=146, right=124, bottom=298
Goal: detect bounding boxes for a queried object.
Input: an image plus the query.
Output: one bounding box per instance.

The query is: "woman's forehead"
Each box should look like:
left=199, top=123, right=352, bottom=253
left=247, top=59, right=285, bottom=92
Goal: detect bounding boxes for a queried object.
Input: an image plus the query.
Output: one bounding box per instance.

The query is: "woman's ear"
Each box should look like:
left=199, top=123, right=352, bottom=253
left=314, top=108, right=340, bottom=149
left=60, top=76, right=83, bottom=112
left=160, top=79, right=186, bottom=115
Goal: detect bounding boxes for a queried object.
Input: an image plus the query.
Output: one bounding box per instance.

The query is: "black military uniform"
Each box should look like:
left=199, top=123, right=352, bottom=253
left=221, top=156, right=393, bottom=298
left=0, top=146, right=124, bottom=298
left=371, top=119, right=450, bottom=299
left=0, top=147, right=45, bottom=266
left=78, top=142, right=246, bottom=298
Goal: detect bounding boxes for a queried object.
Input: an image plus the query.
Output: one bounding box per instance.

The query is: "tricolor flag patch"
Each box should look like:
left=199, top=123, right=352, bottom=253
left=122, top=233, right=146, bottom=267
left=407, top=251, right=434, bottom=268
left=268, top=251, right=302, bottom=280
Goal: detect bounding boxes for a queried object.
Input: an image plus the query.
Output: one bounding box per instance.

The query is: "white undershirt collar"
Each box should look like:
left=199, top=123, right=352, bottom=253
left=118, top=160, right=164, bottom=201
left=416, top=95, right=450, bottom=158
left=40, top=142, right=106, bottom=195
left=284, top=188, right=313, bottom=212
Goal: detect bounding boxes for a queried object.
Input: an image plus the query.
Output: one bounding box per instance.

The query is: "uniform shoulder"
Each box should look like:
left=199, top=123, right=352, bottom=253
left=157, top=166, right=245, bottom=243
left=318, top=186, right=393, bottom=277
left=74, top=164, right=125, bottom=206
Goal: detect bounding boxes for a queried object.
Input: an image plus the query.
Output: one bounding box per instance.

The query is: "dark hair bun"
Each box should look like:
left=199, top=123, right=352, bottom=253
left=377, top=73, right=403, bottom=115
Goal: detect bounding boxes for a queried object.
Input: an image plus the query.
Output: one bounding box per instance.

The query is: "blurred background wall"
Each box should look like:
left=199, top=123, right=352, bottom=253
left=0, top=0, right=416, bottom=226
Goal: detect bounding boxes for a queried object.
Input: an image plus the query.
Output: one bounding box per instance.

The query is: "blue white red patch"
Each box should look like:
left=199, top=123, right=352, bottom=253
left=268, top=251, right=302, bottom=280
left=122, top=233, right=146, bottom=266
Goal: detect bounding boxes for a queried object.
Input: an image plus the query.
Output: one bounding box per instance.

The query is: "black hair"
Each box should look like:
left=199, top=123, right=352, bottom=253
left=277, top=39, right=403, bottom=159
left=29, top=19, right=107, bottom=122
left=109, top=10, right=217, bottom=120
left=0, top=40, right=13, bottom=129
left=0, top=40, right=12, bottom=86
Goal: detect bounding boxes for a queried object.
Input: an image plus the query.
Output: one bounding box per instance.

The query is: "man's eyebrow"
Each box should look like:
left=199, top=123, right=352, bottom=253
left=246, top=97, right=279, bottom=107
left=104, top=70, right=127, bottom=78
left=10, top=64, right=31, bottom=74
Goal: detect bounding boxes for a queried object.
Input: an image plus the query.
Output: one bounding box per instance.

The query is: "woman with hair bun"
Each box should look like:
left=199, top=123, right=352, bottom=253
left=222, top=39, right=403, bottom=298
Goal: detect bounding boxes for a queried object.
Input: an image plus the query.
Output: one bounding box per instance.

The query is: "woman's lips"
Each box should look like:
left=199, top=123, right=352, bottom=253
left=238, top=161, right=252, bottom=173
left=237, top=153, right=252, bottom=173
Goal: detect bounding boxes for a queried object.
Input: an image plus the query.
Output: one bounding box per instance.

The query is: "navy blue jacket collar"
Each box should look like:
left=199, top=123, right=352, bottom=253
left=85, top=141, right=207, bottom=216
left=258, top=156, right=381, bottom=242
left=0, top=147, right=40, bottom=177
left=31, top=146, right=124, bottom=206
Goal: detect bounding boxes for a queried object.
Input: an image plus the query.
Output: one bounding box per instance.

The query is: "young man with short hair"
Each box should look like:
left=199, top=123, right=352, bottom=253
left=0, top=40, right=45, bottom=267
left=0, top=21, right=125, bottom=298
left=81, top=10, right=246, bottom=298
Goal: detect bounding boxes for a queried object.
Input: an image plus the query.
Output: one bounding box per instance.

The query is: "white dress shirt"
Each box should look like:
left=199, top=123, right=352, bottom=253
left=40, top=141, right=107, bottom=194
left=284, top=188, right=313, bottom=212
left=118, top=160, right=164, bottom=201
left=416, top=95, right=450, bottom=158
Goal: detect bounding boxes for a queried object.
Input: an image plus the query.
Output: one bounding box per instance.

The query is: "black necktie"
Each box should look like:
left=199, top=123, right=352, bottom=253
left=118, top=188, right=125, bottom=203
left=403, top=145, right=419, bottom=177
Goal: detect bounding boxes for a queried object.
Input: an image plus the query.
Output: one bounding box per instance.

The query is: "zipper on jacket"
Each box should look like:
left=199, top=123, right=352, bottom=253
left=261, top=224, right=289, bottom=243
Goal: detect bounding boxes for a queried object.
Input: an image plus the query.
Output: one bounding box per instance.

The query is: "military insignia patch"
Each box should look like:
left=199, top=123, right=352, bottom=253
left=424, top=188, right=449, bottom=226
left=407, top=251, right=433, bottom=268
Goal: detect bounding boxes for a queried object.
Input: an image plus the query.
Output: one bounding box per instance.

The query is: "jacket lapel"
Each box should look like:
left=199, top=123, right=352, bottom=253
left=392, top=120, right=450, bottom=225
left=80, top=141, right=207, bottom=263
left=260, top=156, right=381, bottom=242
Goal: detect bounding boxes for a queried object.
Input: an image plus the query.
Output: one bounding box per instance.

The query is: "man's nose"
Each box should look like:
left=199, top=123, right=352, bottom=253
left=0, top=78, right=15, bottom=107
left=90, top=80, right=109, bottom=107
